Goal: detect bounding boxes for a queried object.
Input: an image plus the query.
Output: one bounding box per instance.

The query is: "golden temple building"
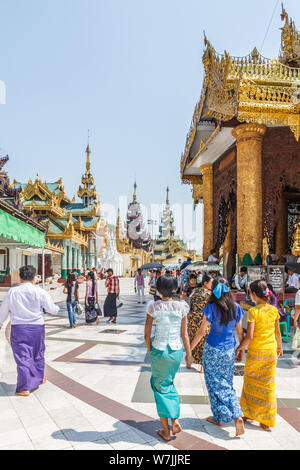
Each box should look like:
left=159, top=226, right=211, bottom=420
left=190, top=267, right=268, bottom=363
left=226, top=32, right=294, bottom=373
left=153, top=188, right=199, bottom=266
left=180, top=4, right=300, bottom=276
left=11, top=144, right=107, bottom=278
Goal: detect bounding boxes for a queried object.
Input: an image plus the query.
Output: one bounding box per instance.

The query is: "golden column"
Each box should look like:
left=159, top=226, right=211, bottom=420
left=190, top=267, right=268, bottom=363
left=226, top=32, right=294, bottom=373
left=200, top=164, right=214, bottom=261
left=232, top=123, right=266, bottom=261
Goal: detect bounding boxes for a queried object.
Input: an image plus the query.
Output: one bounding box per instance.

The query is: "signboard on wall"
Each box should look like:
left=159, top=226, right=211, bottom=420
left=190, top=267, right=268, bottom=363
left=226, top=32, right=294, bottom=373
left=246, top=265, right=285, bottom=295
left=267, top=266, right=285, bottom=294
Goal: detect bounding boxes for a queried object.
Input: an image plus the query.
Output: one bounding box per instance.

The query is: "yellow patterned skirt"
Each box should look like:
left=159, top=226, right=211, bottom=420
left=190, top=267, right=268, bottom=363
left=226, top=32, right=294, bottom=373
left=240, top=348, right=278, bottom=428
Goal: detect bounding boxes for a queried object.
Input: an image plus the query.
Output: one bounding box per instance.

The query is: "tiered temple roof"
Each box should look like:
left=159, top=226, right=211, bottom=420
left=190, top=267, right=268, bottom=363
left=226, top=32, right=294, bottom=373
left=181, top=4, right=300, bottom=199
left=11, top=145, right=104, bottom=251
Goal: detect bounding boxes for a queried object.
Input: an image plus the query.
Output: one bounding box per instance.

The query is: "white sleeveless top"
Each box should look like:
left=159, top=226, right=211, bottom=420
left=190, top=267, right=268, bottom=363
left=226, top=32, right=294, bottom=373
left=147, top=299, right=189, bottom=351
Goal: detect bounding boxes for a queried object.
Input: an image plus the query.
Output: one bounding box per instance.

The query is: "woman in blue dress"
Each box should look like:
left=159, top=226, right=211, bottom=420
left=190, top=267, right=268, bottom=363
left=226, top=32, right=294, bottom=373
left=190, top=278, right=245, bottom=437
left=144, top=275, right=193, bottom=442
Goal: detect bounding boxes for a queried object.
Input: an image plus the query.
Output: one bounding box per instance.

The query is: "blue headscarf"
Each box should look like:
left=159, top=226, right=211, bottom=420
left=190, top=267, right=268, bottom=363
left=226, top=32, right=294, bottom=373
left=213, top=282, right=230, bottom=299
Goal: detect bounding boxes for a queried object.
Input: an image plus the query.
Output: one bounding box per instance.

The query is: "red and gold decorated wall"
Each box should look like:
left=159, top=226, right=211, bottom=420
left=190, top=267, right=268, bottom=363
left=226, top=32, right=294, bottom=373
left=213, top=147, right=237, bottom=251
left=262, top=127, right=300, bottom=243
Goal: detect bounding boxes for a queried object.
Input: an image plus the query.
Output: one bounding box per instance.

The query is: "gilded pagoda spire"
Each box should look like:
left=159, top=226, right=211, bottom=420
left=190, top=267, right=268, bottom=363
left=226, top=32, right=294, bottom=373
left=86, top=144, right=91, bottom=173
left=133, top=181, right=137, bottom=203
left=166, top=186, right=170, bottom=206
left=77, top=143, right=97, bottom=206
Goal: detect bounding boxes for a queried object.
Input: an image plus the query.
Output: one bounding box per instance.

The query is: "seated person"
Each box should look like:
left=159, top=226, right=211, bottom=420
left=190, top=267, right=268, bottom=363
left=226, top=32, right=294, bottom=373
left=208, top=249, right=219, bottom=264
left=286, top=268, right=300, bottom=294
left=233, top=267, right=248, bottom=292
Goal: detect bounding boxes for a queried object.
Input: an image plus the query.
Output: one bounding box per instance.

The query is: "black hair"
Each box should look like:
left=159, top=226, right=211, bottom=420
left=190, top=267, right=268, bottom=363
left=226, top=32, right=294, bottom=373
left=210, top=249, right=216, bottom=255
left=209, top=277, right=236, bottom=326
left=189, top=273, right=197, bottom=280
left=88, top=271, right=96, bottom=296
left=107, top=269, right=113, bottom=274
left=156, top=275, right=178, bottom=298
left=250, top=280, right=268, bottom=301
left=202, top=273, right=212, bottom=287
left=267, top=283, right=274, bottom=293
left=66, top=273, right=76, bottom=285
left=19, top=265, right=36, bottom=281
left=240, top=267, right=247, bottom=274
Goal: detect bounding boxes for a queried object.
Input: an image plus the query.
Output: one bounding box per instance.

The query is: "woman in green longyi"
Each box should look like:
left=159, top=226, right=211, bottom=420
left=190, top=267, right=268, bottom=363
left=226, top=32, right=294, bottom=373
left=144, top=275, right=193, bottom=442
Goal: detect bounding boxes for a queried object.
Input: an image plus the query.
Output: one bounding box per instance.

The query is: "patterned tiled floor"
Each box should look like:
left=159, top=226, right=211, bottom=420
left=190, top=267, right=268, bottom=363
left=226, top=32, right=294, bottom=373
left=0, top=279, right=300, bottom=450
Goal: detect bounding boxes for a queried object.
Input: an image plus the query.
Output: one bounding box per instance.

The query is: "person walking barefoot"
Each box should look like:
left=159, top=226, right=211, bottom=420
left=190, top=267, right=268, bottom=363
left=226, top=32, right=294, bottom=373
left=0, top=265, right=59, bottom=397
left=191, top=278, right=245, bottom=437
left=188, top=274, right=213, bottom=373
left=144, top=276, right=193, bottom=441
left=104, top=269, right=120, bottom=324
left=236, top=280, right=283, bottom=432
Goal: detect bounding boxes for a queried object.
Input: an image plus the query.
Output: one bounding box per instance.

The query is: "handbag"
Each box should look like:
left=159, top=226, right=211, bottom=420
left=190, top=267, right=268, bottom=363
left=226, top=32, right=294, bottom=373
left=95, top=302, right=103, bottom=317
left=74, top=303, right=83, bottom=315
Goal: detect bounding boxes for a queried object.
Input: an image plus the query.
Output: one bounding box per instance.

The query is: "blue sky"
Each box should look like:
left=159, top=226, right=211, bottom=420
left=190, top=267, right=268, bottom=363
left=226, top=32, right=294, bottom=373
left=0, top=0, right=298, bottom=250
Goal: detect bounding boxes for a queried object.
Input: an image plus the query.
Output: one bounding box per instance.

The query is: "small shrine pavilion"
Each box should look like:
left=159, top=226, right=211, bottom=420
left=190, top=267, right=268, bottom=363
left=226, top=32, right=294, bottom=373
left=180, top=5, right=300, bottom=275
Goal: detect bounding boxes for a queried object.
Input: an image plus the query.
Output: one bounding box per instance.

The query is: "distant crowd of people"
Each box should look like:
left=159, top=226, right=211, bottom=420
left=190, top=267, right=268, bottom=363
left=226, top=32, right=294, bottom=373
left=62, top=267, right=121, bottom=328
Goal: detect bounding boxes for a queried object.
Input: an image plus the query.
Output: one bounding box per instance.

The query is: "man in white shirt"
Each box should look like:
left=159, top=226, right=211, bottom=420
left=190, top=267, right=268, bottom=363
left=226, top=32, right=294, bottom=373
left=208, top=249, right=219, bottom=264
left=233, top=267, right=248, bottom=292
left=0, top=265, right=59, bottom=397
left=286, top=268, right=300, bottom=293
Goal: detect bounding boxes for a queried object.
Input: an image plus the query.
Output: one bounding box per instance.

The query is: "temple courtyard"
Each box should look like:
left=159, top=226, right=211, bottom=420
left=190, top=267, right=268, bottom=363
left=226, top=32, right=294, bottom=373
left=0, top=279, right=300, bottom=451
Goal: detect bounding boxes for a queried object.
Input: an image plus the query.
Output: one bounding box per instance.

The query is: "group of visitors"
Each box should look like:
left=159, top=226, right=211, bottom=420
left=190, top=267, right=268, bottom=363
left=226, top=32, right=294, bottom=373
left=144, top=269, right=286, bottom=441
left=63, top=268, right=121, bottom=327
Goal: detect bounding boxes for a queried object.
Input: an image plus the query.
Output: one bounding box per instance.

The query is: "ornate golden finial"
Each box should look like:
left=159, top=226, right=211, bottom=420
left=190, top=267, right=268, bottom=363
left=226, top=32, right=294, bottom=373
left=279, top=3, right=300, bottom=67
left=133, top=181, right=137, bottom=203
left=86, top=144, right=91, bottom=173
left=251, top=47, right=259, bottom=63
left=72, top=195, right=75, bottom=203
left=203, top=30, right=209, bottom=48
left=117, top=208, right=121, bottom=226
left=281, top=3, right=288, bottom=25
left=166, top=186, right=170, bottom=206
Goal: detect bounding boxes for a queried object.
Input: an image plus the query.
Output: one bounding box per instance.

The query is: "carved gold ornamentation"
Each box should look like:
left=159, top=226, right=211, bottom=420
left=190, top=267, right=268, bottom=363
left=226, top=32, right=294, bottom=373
left=280, top=4, right=300, bottom=68
left=192, top=183, right=203, bottom=207
left=202, top=36, right=240, bottom=122
left=180, top=85, right=208, bottom=179
left=45, top=240, right=64, bottom=254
